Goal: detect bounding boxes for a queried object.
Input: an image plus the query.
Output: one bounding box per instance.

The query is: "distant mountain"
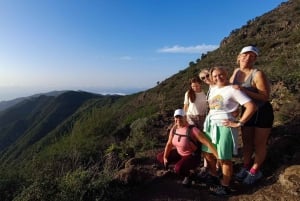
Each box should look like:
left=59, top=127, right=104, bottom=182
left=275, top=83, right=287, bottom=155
left=0, top=91, right=106, bottom=162
left=0, top=1, right=299, bottom=200
left=0, top=90, right=127, bottom=112
left=0, top=90, right=68, bottom=112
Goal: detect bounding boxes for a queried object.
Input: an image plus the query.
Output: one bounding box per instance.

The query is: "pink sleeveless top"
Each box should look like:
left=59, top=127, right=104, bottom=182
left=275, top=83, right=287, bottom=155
left=171, top=126, right=197, bottom=156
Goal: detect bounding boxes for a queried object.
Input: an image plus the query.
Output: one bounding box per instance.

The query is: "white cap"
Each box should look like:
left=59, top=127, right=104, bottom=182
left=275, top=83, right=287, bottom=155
left=174, top=109, right=185, bottom=117
left=240, top=46, right=259, bottom=56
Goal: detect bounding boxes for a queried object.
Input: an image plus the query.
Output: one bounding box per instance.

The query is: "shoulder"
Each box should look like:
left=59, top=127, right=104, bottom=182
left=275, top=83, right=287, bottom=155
left=253, top=69, right=264, bottom=76
left=170, top=127, right=175, bottom=135
left=184, top=91, right=189, bottom=97
left=190, top=125, right=200, bottom=134
left=253, top=69, right=267, bottom=81
left=232, top=68, right=240, bottom=76
left=230, top=68, right=240, bottom=81
left=233, top=68, right=240, bottom=73
left=190, top=125, right=198, bottom=130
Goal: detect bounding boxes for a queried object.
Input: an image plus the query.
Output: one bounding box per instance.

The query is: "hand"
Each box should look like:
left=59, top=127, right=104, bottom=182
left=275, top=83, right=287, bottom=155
left=163, top=157, right=168, bottom=169
left=222, top=119, right=240, bottom=128
left=232, top=84, right=243, bottom=91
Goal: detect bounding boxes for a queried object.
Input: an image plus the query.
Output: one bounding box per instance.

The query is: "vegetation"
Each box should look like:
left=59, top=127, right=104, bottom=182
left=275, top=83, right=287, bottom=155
left=0, top=0, right=300, bottom=200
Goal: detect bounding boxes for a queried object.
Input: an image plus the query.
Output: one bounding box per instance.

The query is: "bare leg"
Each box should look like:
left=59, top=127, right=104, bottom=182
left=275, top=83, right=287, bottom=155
left=252, top=127, right=271, bottom=170
left=203, top=152, right=217, bottom=176
left=203, top=158, right=208, bottom=168
left=241, top=126, right=255, bottom=167
left=220, top=160, right=232, bottom=186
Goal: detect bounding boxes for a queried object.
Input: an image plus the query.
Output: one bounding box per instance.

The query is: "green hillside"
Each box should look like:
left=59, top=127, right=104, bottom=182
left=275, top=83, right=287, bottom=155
left=0, top=0, right=300, bottom=200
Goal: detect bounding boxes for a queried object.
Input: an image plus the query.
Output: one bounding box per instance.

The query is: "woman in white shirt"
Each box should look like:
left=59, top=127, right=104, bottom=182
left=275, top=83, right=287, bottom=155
left=203, top=66, right=256, bottom=196
left=183, top=76, right=207, bottom=130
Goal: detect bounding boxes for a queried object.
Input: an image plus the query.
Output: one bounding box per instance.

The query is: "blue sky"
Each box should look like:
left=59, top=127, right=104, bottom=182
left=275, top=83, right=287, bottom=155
left=0, top=0, right=287, bottom=101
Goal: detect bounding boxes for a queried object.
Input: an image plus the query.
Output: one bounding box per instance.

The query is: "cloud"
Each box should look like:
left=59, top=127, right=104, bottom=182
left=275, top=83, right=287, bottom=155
left=157, top=44, right=219, bottom=54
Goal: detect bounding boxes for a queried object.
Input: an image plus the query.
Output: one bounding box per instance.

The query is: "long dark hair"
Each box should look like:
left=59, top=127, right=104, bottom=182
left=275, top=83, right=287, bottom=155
left=188, top=76, right=201, bottom=103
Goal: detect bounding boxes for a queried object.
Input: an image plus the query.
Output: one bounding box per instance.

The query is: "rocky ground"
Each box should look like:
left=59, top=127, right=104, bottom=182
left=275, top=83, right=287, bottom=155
left=115, top=155, right=299, bottom=201
left=114, top=126, right=300, bottom=201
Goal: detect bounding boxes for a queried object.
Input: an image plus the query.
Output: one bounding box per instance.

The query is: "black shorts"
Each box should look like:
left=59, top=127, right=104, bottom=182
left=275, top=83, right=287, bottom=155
left=243, top=101, right=274, bottom=128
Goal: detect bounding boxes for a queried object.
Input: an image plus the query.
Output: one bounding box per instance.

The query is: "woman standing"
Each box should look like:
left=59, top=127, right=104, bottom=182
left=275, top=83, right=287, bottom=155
left=230, top=45, right=274, bottom=185
left=183, top=76, right=207, bottom=130
left=198, top=69, right=217, bottom=176
left=202, top=67, right=256, bottom=196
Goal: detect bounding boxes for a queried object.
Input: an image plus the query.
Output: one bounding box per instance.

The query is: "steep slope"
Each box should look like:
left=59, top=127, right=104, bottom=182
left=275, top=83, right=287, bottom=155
left=0, top=91, right=102, bottom=165
left=0, top=1, right=299, bottom=201
left=0, top=95, right=55, bottom=152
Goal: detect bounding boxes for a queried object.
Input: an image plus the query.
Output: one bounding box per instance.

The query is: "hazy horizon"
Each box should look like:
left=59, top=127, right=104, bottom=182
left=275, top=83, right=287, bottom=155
left=0, top=86, right=147, bottom=102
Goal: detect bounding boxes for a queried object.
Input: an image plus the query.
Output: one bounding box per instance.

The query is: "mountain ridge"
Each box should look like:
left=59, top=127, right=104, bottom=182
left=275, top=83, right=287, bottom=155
left=0, top=0, right=299, bottom=200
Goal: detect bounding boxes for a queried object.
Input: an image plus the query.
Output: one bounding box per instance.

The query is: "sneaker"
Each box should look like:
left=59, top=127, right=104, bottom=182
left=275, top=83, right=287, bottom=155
left=235, top=167, right=248, bottom=181
left=182, top=176, right=191, bottom=186
left=243, top=171, right=263, bottom=185
left=210, top=185, right=231, bottom=196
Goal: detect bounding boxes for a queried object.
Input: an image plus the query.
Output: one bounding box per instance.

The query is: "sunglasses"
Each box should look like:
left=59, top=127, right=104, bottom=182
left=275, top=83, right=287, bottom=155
left=200, top=74, right=209, bottom=81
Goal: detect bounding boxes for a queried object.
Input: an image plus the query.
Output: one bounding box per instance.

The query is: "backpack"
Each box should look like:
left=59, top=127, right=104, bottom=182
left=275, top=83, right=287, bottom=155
left=172, top=125, right=202, bottom=154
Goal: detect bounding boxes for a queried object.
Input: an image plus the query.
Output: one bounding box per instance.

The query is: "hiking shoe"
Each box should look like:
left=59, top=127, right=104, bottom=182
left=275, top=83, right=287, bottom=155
left=243, top=171, right=263, bottom=185
left=182, top=176, right=191, bottom=186
left=235, top=167, right=248, bottom=181
left=210, top=185, right=231, bottom=196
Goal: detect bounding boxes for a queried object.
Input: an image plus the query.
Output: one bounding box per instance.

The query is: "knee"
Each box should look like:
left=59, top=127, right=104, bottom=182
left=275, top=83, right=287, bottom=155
left=221, top=160, right=232, bottom=166
left=174, top=164, right=181, bottom=174
left=205, top=153, right=217, bottom=162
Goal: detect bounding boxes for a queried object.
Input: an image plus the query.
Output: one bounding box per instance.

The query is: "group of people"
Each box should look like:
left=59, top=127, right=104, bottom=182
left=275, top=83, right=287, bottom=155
left=156, top=45, right=274, bottom=196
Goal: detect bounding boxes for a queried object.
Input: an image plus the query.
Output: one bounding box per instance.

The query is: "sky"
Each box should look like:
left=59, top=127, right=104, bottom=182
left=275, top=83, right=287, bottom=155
left=0, top=0, right=287, bottom=101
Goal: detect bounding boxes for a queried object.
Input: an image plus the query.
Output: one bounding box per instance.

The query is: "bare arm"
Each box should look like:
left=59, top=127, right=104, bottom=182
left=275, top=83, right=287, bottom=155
left=248, top=70, right=270, bottom=102
left=223, top=101, right=257, bottom=128
left=183, top=91, right=189, bottom=113
left=195, top=131, right=218, bottom=159
left=183, top=104, right=189, bottom=113
left=239, top=101, right=257, bottom=123
left=163, top=129, right=175, bottom=166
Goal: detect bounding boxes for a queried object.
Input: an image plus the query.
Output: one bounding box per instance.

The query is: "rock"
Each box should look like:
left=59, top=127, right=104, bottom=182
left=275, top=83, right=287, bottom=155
left=278, top=165, right=300, bottom=196
left=114, top=157, right=156, bottom=184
